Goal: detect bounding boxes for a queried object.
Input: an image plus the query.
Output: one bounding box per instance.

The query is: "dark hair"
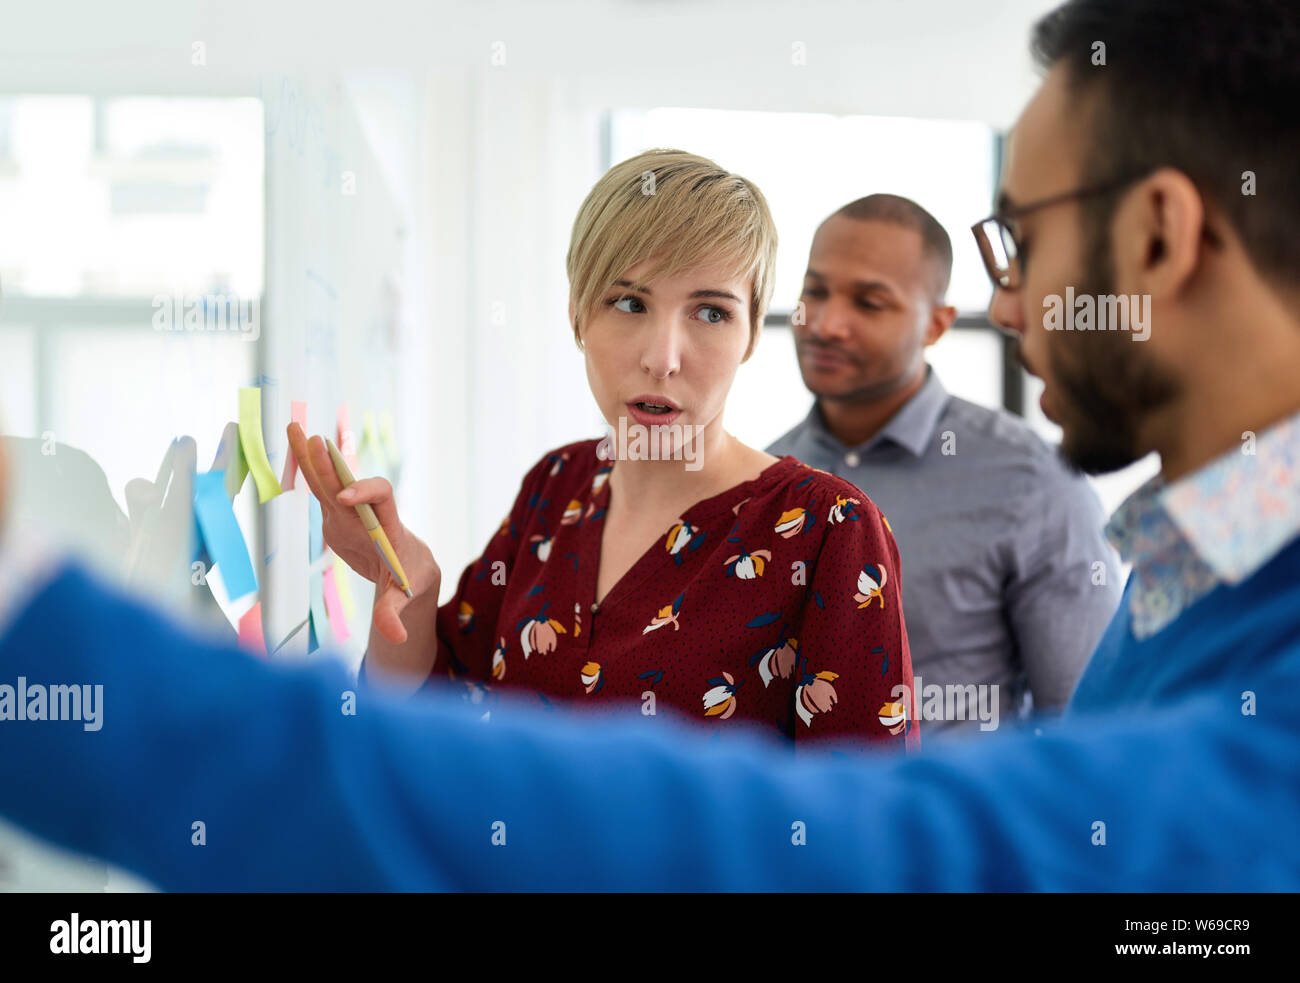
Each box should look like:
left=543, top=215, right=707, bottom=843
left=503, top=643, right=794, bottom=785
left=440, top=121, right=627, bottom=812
left=1031, top=0, right=1300, bottom=291
left=832, top=194, right=953, bottom=302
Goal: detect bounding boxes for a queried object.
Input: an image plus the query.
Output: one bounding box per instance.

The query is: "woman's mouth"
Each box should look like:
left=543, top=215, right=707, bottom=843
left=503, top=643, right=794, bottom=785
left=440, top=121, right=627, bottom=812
left=626, top=399, right=682, bottom=426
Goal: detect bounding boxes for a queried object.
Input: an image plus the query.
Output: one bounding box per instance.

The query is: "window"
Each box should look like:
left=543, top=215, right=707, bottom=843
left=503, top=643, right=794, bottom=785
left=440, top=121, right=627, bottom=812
left=606, top=107, right=1000, bottom=449
left=0, top=95, right=263, bottom=514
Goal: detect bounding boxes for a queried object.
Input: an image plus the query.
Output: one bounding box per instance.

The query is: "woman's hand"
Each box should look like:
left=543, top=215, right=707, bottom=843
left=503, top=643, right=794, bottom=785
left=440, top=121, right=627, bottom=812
left=286, top=422, right=440, bottom=644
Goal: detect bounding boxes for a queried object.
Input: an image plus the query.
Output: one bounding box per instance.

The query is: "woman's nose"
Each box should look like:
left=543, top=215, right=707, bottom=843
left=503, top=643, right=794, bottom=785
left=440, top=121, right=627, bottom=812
left=639, top=318, right=683, bottom=378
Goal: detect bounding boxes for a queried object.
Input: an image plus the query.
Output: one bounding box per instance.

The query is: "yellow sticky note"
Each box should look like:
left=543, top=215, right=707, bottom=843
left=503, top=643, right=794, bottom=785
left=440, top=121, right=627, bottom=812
left=238, top=387, right=284, bottom=503
left=332, top=553, right=357, bottom=620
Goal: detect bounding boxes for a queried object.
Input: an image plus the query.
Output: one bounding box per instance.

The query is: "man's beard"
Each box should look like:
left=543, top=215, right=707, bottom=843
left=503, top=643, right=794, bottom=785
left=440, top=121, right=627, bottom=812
left=1046, top=214, right=1181, bottom=475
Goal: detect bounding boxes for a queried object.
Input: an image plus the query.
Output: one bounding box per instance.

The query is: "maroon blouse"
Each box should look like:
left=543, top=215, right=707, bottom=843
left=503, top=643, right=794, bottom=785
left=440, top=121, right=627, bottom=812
left=429, top=438, right=920, bottom=754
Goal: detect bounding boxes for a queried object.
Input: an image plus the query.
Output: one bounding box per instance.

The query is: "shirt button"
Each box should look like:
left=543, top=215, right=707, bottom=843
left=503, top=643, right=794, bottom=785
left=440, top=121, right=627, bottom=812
left=844, top=452, right=860, bottom=468
left=590, top=603, right=598, bottom=614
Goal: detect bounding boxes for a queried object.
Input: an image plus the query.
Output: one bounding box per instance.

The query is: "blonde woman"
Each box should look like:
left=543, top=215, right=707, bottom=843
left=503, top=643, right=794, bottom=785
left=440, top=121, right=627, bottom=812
left=289, top=149, right=918, bottom=752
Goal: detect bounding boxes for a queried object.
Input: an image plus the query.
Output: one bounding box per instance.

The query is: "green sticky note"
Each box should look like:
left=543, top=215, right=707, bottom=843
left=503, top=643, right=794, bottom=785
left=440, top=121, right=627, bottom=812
left=238, top=387, right=284, bottom=503
left=361, top=409, right=387, bottom=472
left=379, top=411, right=400, bottom=466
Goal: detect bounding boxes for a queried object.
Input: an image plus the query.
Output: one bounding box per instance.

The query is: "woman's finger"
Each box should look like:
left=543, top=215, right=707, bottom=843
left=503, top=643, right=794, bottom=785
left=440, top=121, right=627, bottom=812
left=285, top=423, right=335, bottom=508
left=372, top=583, right=411, bottom=645
left=336, top=475, right=391, bottom=505
left=336, top=476, right=404, bottom=532
left=307, top=435, right=345, bottom=501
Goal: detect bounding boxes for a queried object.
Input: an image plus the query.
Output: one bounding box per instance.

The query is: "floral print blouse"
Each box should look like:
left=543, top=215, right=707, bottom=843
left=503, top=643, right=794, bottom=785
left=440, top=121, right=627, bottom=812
left=429, top=438, right=919, bottom=754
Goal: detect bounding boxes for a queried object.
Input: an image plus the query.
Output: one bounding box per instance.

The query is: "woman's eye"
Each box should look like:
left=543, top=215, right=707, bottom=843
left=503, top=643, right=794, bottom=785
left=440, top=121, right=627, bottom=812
left=613, top=295, right=645, bottom=313
left=694, top=305, right=730, bottom=324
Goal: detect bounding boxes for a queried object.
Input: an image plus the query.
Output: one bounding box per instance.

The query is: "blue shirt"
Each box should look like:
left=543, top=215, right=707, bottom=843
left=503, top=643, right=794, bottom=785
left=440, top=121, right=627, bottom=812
left=1, top=556, right=1297, bottom=890
left=768, top=366, right=1121, bottom=734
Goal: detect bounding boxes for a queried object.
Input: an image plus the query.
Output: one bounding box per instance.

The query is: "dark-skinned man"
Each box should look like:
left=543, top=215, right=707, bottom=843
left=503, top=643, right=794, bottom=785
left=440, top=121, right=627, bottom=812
left=769, top=196, right=1120, bottom=736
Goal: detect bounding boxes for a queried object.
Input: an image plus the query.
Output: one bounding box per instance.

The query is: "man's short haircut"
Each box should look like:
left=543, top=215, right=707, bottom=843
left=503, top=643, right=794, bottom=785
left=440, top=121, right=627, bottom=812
left=1032, top=0, right=1299, bottom=294
left=831, top=194, right=953, bottom=303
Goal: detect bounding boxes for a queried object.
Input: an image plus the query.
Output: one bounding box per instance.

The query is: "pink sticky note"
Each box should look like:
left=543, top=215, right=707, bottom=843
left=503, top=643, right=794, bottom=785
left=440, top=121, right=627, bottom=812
left=281, top=400, right=308, bottom=489
left=336, top=403, right=359, bottom=473
left=321, top=565, right=351, bottom=643
left=238, top=602, right=267, bottom=656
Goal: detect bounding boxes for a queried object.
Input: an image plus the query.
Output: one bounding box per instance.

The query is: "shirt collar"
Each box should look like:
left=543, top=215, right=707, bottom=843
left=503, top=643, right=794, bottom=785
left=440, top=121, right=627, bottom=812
left=1104, top=472, right=1172, bottom=568
left=1160, top=409, right=1300, bottom=584
left=803, top=364, right=951, bottom=458
left=1107, top=407, right=1300, bottom=585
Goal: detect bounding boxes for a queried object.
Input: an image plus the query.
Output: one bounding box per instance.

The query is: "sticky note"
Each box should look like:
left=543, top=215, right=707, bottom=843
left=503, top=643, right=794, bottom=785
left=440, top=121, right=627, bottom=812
left=239, top=386, right=284, bottom=503
left=193, top=469, right=257, bottom=601
left=191, top=503, right=208, bottom=567
left=261, top=487, right=309, bottom=654
left=379, top=411, right=400, bottom=467
left=360, top=409, right=387, bottom=473
left=309, top=566, right=330, bottom=653
left=332, top=554, right=356, bottom=620
left=124, top=436, right=197, bottom=602
left=211, top=420, right=248, bottom=501
left=280, top=400, right=308, bottom=489
left=321, top=564, right=351, bottom=643
left=237, top=602, right=267, bottom=655
left=337, top=402, right=359, bottom=473
left=308, top=492, right=323, bottom=560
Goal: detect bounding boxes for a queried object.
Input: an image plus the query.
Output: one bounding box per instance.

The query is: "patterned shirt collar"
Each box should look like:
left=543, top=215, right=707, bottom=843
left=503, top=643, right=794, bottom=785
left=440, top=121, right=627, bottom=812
left=1106, top=408, right=1300, bottom=638
left=803, top=364, right=951, bottom=458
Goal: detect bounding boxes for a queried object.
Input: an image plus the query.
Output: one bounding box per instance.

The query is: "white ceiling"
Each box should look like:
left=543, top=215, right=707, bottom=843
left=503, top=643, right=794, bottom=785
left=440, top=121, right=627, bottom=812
left=1, top=0, right=1057, bottom=126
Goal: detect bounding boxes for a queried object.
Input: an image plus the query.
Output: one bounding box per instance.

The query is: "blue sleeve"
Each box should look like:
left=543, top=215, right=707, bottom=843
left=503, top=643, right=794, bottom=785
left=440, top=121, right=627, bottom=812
left=1, top=560, right=1297, bottom=890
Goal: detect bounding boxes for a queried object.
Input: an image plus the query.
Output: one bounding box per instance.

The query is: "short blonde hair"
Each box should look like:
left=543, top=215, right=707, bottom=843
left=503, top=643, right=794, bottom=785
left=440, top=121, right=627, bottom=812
left=566, top=149, right=778, bottom=360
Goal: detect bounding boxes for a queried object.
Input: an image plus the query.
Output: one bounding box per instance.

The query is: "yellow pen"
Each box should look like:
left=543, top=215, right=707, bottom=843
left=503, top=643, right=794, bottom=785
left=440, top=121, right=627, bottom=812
left=325, top=438, right=414, bottom=599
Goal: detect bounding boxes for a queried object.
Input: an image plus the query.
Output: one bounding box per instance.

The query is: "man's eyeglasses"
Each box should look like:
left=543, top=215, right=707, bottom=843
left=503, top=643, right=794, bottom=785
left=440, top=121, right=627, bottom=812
left=970, top=171, right=1152, bottom=290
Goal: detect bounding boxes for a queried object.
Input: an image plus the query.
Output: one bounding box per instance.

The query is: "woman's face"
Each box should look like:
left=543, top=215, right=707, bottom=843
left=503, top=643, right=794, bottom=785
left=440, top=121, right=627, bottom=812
left=576, top=257, right=754, bottom=460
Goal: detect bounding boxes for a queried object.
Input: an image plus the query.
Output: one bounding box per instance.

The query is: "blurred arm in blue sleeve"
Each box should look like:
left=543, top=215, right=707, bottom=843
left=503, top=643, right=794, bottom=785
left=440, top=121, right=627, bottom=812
left=0, top=559, right=1297, bottom=891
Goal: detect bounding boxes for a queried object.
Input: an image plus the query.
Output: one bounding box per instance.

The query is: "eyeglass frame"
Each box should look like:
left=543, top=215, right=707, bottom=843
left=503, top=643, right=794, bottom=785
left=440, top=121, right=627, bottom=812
left=970, top=169, right=1156, bottom=291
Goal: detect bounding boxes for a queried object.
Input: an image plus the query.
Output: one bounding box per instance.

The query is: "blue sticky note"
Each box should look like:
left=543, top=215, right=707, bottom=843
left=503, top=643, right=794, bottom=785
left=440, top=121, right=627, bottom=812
left=191, top=504, right=208, bottom=567
left=308, top=493, right=323, bottom=560
left=193, top=469, right=257, bottom=601
left=308, top=566, right=330, bottom=654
